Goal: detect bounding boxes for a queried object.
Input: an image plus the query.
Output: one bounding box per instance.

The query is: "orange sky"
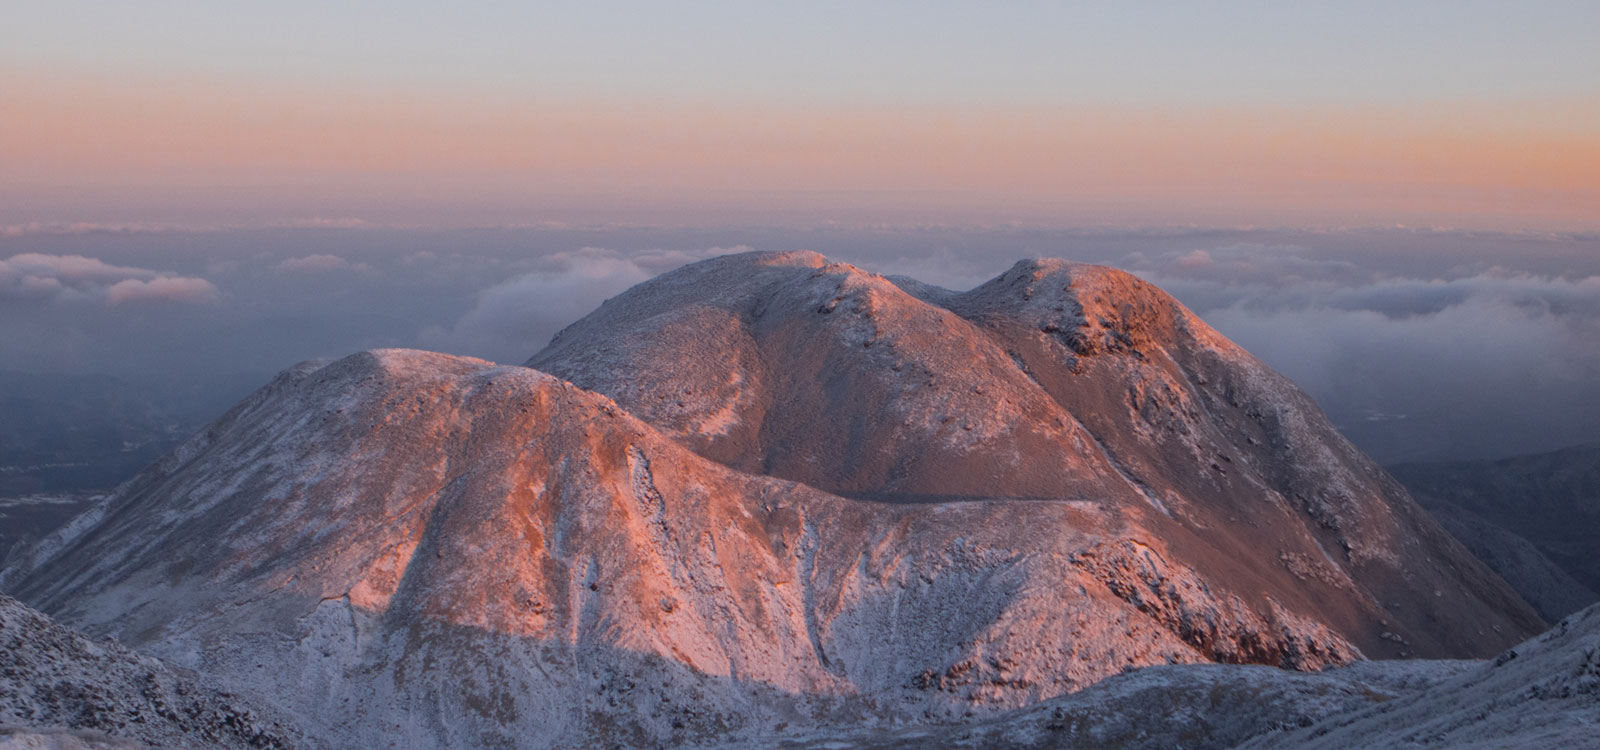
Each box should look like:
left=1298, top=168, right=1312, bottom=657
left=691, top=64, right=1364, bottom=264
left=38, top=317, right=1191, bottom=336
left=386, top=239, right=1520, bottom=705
left=3, top=71, right=1596, bottom=229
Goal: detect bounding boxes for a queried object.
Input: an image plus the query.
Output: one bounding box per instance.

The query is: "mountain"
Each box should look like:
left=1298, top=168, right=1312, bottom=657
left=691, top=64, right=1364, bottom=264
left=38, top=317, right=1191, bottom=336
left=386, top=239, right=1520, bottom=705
left=1409, top=500, right=1597, bottom=623
left=0, top=593, right=305, bottom=749
left=528, top=251, right=1540, bottom=658
left=1391, top=444, right=1600, bottom=620
left=5, top=350, right=1349, bottom=747
left=2, top=252, right=1544, bottom=747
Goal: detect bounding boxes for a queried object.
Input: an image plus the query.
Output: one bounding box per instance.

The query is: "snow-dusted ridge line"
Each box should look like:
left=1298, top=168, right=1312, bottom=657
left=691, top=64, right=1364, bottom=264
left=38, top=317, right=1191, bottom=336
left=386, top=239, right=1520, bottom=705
left=1240, top=601, right=1600, bottom=748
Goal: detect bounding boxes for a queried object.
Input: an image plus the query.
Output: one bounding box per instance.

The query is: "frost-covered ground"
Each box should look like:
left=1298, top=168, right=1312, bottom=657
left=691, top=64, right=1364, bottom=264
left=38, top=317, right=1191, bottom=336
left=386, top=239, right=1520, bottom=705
left=1241, top=603, right=1600, bottom=749
left=7, top=590, right=1596, bottom=749
left=734, top=660, right=1475, bottom=750
left=0, top=595, right=306, bottom=749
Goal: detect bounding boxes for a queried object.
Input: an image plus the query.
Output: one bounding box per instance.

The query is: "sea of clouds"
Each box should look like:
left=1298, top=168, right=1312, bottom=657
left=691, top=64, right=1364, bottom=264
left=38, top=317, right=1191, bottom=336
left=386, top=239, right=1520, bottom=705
left=2, top=224, right=1595, bottom=462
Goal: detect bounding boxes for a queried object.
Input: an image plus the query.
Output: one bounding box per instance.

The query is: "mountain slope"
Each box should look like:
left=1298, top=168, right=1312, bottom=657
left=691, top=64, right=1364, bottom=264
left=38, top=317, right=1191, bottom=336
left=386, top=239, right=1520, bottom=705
left=742, top=660, right=1475, bottom=750
left=529, top=251, right=1542, bottom=659
left=1417, top=500, right=1597, bottom=622
left=754, top=603, right=1600, bottom=750
left=2, top=350, right=1360, bottom=748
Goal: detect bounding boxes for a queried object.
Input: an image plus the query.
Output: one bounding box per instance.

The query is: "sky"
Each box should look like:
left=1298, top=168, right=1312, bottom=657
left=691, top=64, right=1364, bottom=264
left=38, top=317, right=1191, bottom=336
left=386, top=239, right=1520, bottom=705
left=2, top=4, right=1598, bottom=464
left=3, top=1, right=1598, bottom=229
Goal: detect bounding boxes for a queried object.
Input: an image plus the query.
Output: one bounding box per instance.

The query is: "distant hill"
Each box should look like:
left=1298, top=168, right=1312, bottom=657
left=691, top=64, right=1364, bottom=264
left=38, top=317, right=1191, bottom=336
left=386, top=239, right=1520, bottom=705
left=1391, top=444, right=1600, bottom=620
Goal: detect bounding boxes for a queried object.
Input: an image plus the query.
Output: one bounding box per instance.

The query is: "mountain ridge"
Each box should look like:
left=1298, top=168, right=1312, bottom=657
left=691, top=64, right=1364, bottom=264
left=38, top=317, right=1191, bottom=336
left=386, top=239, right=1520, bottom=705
left=530, top=251, right=1542, bottom=658
left=2, top=251, right=1546, bottom=747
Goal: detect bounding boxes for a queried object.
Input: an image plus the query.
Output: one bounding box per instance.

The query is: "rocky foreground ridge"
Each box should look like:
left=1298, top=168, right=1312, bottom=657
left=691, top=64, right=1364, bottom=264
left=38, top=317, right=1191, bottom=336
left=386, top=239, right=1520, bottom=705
left=738, top=600, right=1600, bottom=749
left=7, top=589, right=1596, bottom=749
left=0, top=252, right=1547, bottom=747
left=0, top=594, right=303, bottom=749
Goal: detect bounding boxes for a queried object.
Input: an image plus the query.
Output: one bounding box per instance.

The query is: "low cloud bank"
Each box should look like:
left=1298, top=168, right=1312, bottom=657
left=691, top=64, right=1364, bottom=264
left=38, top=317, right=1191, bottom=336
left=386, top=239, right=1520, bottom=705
left=1, top=229, right=1593, bottom=463
left=1127, top=243, right=1600, bottom=462
left=421, top=246, right=747, bottom=363
left=0, top=253, right=219, bottom=306
left=276, top=254, right=371, bottom=274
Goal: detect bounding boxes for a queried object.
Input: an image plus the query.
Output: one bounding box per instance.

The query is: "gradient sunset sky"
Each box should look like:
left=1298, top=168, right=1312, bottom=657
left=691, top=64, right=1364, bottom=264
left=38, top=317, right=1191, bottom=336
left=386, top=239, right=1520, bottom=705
left=3, top=1, right=1597, bottom=229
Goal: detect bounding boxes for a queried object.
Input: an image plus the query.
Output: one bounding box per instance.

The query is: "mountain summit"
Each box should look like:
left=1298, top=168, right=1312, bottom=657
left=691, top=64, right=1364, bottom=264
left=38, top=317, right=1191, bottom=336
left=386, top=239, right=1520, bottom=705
left=3, top=252, right=1542, bottom=748
left=530, top=251, right=1540, bottom=657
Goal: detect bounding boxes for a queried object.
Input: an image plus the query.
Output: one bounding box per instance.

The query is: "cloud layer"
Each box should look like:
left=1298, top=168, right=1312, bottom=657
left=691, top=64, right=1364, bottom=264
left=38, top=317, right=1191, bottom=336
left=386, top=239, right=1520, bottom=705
left=276, top=254, right=370, bottom=274
left=1126, top=243, right=1600, bottom=462
left=1, top=228, right=1593, bottom=463
left=421, top=246, right=747, bottom=363
left=0, top=253, right=219, bottom=306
